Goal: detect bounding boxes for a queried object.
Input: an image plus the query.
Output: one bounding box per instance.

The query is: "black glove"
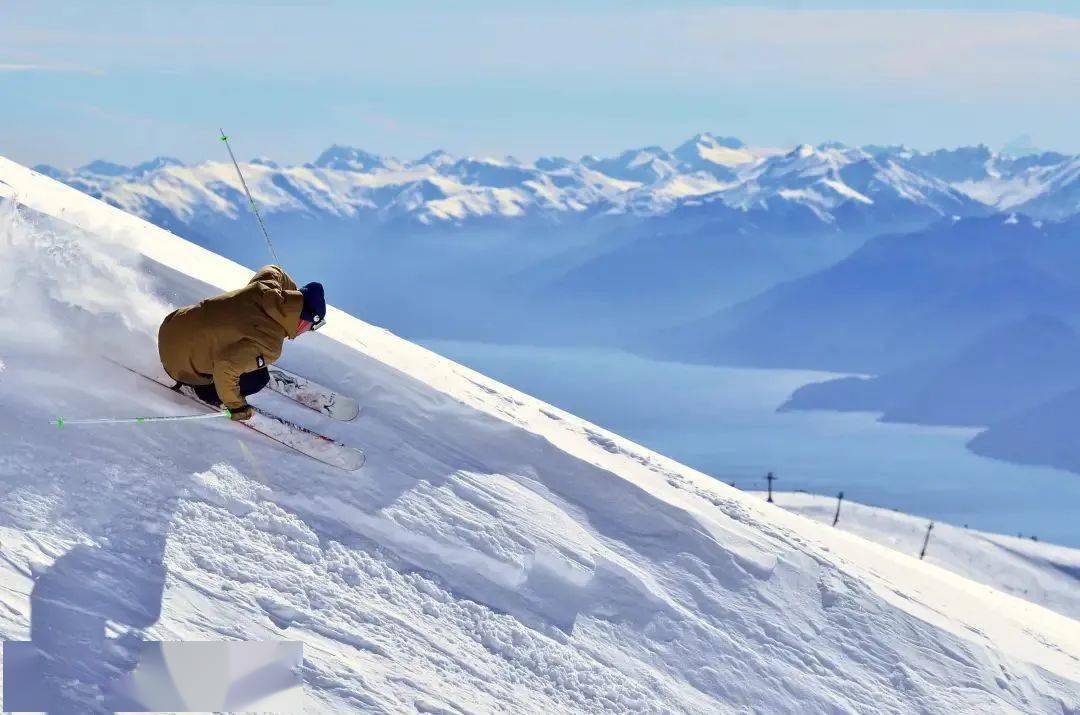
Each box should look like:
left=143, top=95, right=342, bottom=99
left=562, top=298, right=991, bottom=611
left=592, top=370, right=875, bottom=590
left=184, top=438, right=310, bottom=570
left=229, top=405, right=255, bottom=422
left=193, top=382, right=223, bottom=407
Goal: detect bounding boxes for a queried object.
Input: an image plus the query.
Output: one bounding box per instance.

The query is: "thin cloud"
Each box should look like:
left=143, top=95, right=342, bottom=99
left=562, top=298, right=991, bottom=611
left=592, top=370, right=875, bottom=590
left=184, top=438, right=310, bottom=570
left=0, top=62, right=101, bottom=75
left=0, top=64, right=44, bottom=71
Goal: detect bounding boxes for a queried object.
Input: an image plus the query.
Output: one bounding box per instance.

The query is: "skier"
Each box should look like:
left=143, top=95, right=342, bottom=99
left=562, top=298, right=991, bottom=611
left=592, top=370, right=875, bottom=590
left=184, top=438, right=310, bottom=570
left=157, top=265, right=325, bottom=421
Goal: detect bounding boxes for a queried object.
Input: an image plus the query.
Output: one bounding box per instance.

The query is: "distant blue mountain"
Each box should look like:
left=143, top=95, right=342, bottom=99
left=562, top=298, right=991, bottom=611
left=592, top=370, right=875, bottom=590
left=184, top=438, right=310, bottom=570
left=313, top=145, right=394, bottom=172
left=656, top=214, right=1080, bottom=373
left=782, top=315, right=1080, bottom=427
left=78, top=159, right=130, bottom=176
left=32, top=164, right=66, bottom=180
left=131, top=156, right=184, bottom=176
left=969, top=386, right=1080, bottom=474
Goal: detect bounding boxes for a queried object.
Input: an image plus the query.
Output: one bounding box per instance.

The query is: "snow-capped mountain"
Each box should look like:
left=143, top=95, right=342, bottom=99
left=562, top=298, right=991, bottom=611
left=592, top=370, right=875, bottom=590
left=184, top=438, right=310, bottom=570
left=312, top=145, right=403, bottom=173
left=868, top=144, right=1080, bottom=217
left=39, top=149, right=638, bottom=227
left=672, top=133, right=759, bottom=176
left=716, top=143, right=986, bottom=226
left=2, top=154, right=1078, bottom=714
left=38, top=133, right=1080, bottom=231
left=995, top=156, right=1080, bottom=220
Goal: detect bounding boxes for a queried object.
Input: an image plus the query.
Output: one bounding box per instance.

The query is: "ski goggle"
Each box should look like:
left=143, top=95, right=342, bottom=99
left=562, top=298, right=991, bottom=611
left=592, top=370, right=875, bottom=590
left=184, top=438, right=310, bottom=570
left=296, top=315, right=325, bottom=335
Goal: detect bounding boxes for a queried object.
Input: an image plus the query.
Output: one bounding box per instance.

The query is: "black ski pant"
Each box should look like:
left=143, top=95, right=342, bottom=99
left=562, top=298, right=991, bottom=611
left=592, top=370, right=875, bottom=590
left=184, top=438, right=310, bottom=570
left=187, top=367, right=270, bottom=407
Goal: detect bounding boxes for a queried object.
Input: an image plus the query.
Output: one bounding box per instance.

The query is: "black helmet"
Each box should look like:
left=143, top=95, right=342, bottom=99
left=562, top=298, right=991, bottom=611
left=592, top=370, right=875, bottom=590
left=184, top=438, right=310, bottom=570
left=299, top=282, right=326, bottom=328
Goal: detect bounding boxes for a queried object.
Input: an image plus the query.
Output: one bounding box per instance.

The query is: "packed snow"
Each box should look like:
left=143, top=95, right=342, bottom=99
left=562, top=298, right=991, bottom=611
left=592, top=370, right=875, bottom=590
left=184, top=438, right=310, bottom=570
left=0, top=156, right=1078, bottom=712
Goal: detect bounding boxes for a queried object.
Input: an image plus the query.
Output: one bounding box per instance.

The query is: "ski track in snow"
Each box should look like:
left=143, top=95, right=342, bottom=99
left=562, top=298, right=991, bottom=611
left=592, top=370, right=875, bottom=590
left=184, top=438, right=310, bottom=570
left=0, top=157, right=1078, bottom=713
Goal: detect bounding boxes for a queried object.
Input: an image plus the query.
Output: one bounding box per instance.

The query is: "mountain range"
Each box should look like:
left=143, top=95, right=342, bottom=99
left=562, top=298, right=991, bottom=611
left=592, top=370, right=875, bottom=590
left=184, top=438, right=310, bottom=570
left=35, top=134, right=1079, bottom=228
left=33, top=134, right=1080, bottom=346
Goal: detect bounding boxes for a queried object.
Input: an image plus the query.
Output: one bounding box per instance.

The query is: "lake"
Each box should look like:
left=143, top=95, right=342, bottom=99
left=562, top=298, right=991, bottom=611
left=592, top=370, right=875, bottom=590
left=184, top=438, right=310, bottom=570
left=422, top=340, right=1080, bottom=547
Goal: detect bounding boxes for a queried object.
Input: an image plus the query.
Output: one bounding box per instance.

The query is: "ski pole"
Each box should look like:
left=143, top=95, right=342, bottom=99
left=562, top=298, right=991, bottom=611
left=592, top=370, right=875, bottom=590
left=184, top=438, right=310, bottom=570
left=52, top=410, right=231, bottom=428
left=219, top=128, right=281, bottom=265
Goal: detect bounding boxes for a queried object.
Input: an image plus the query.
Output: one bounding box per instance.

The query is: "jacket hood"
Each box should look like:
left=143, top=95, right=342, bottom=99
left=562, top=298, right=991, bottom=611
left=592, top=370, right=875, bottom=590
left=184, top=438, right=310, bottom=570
left=250, top=266, right=304, bottom=339
left=275, top=291, right=305, bottom=339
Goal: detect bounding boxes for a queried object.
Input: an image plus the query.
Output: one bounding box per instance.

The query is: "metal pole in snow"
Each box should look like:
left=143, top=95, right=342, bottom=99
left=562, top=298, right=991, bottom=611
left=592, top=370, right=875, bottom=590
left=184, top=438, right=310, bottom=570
left=766, top=472, right=777, bottom=503
left=919, top=521, right=934, bottom=559
left=832, top=491, right=844, bottom=527
left=52, top=410, right=231, bottom=428
left=219, top=129, right=281, bottom=265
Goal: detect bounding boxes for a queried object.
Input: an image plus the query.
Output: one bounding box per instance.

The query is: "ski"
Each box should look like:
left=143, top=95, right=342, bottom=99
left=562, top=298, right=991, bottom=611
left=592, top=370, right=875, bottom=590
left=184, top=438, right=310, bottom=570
left=120, top=365, right=366, bottom=471
left=266, top=366, right=360, bottom=422
left=246, top=405, right=366, bottom=471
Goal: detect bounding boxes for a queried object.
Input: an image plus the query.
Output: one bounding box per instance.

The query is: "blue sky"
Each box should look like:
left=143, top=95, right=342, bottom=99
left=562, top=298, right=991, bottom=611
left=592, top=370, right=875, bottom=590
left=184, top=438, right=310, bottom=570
left=2, top=1, right=1078, bottom=168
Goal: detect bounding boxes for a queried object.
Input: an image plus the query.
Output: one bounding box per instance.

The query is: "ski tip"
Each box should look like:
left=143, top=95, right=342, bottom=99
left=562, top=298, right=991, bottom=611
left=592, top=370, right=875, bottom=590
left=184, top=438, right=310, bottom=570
left=342, top=446, right=367, bottom=471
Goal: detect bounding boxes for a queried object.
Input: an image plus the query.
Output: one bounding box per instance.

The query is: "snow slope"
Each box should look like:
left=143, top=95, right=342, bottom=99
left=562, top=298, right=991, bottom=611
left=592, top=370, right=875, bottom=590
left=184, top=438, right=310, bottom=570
left=758, top=492, right=1080, bottom=623
left=0, top=156, right=1078, bottom=712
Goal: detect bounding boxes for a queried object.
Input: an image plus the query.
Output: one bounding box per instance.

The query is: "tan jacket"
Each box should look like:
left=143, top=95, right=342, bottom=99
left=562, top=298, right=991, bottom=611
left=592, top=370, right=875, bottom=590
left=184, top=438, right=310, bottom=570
left=158, top=265, right=303, bottom=409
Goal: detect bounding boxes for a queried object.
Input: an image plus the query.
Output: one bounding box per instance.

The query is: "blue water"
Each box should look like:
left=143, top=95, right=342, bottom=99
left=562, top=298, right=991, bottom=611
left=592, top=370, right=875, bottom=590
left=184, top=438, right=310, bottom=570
left=422, top=340, right=1080, bottom=547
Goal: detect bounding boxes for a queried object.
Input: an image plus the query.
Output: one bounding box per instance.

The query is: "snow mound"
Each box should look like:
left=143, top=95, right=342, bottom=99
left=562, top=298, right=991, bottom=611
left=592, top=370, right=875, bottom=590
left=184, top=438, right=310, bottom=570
left=0, top=156, right=1078, bottom=712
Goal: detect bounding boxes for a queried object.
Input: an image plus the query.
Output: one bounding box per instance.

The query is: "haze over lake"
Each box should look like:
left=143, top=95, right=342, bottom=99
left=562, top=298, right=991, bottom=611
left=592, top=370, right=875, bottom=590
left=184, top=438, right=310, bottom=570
left=424, top=340, right=1080, bottom=547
